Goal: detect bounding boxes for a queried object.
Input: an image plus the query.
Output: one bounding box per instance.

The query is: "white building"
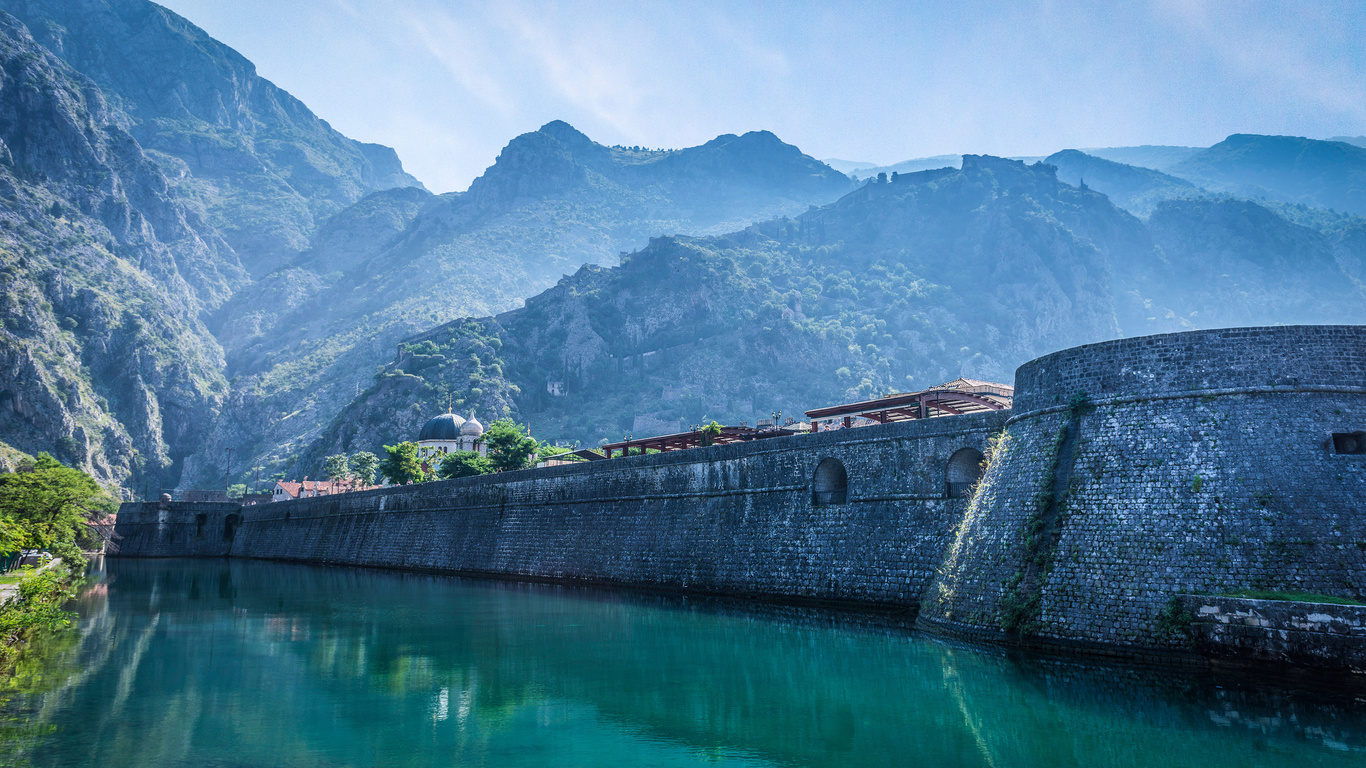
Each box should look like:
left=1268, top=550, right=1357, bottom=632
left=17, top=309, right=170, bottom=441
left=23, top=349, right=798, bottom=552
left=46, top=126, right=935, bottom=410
left=417, top=412, right=486, bottom=460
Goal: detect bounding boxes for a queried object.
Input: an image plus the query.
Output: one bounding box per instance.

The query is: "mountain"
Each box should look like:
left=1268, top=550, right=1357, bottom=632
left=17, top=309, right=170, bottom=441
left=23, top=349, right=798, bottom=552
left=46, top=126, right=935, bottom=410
left=847, top=155, right=962, bottom=179
left=1141, top=198, right=1366, bottom=327
left=0, top=0, right=423, bottom=277
left=1082, top=145, right=1204, bottom=172
left=845, top=146, right=1208, bottom=181
left=0, top=11, right=232, bottom=486
left=1330, top=136, right=1366, bottom=149
left=176, top=122, right=855, bottom=486
left=1046, top=150, right=1201, bottom=217
left=821, top=158, right=879, bottom=174
left=0, top=0, right=423, bottom=490
left=301, top=156, right=1366, bottom=463
left=1169, top=135, right=1366, bottom=217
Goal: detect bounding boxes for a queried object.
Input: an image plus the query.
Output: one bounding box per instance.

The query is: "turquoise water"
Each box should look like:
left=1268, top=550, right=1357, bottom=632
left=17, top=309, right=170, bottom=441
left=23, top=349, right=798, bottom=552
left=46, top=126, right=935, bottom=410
left=6, top=558, right=1366, bottom=767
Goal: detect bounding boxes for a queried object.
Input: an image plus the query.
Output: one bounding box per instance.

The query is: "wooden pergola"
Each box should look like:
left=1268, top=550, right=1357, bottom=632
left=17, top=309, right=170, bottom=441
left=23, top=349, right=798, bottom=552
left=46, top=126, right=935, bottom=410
left=804, top=378, right=1013, bottom=431
left=596, top=424, right=803, bottom=458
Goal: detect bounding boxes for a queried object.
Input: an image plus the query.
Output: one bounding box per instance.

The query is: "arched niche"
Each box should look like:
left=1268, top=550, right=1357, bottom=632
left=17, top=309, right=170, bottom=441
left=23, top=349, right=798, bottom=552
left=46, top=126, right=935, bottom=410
left=945, top=448, right=985, bottom=499
left=812, top=458, right=849, bottom=505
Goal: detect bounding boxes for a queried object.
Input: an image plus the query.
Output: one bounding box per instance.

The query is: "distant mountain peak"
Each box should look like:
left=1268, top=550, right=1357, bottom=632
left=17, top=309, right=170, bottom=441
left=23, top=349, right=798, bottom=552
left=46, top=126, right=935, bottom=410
left=537, top=119, right=597, bottom=152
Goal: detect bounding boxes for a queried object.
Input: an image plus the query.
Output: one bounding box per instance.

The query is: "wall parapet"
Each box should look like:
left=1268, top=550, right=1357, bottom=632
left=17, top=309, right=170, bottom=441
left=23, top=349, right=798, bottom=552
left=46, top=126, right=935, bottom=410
left=1012, top=325, right=1366, bottom=413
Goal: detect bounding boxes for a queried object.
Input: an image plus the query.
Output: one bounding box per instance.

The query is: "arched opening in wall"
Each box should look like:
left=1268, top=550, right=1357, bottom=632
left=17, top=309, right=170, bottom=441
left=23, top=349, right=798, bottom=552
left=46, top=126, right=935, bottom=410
left=194, top=513, right=206, bottom=538
left=1333, top=432, right=1366, bottom=455
left=812, top=458, right=848, bottom=505
left=222, top=514, right=241, bottom=542
left=945, top=448, right=986, bottom=499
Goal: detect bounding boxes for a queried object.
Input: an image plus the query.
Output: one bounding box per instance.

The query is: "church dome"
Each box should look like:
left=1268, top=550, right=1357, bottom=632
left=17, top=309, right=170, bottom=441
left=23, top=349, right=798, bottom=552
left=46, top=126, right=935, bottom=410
left=460, top=415, right=484, bottom=437
left=418, top=412, right=465, bottom=441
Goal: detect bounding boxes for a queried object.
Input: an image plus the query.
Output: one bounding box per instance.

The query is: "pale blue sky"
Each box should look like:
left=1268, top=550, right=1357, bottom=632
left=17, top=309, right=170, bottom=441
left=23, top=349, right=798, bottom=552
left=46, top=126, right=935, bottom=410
left=158, top=0, right=1366, bottom=193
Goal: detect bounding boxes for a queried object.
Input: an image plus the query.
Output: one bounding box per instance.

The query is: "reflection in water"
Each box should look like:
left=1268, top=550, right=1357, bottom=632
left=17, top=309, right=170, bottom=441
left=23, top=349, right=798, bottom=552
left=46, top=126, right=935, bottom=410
left=3, top=559, right=1365, bottom=767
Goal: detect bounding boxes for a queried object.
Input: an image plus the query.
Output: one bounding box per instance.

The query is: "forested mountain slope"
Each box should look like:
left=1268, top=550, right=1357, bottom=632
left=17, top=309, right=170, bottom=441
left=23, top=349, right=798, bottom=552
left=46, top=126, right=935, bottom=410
left=178, top=122, right=856, bottom=486
left=3, top=0, right=1364, bottom=494
left=1169, top=135, right=1366, bottom=217
left=302, top=155, right=1366, bottom=463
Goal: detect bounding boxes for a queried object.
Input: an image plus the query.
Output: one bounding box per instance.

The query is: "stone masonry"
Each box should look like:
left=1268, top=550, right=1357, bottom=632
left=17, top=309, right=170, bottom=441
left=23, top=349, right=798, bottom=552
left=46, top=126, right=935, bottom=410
left=116, top=413, right=1005, bottom=610
left=919, top=325, right=1366, bottom=661
left=115, top=325, right=1366, bottom=665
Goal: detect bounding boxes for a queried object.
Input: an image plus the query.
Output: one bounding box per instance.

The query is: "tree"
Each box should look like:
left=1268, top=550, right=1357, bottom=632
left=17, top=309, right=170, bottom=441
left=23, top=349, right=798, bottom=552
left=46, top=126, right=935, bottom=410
left=484, top=419, right=538, bottom=472
left=322, top=454, right=351, bottom=481
left=536, top=442, right=582, bottom=462
left=700, top=421, right=723, bottom=447
left=0, top=453, right=116, bottom=570
left=351, top=451, right=379, bottom=486
left=379, top=443, right=426, bottom=485
left=227, top=483, right=246, bottom=499
left=438, top=451, right=494, bottom=479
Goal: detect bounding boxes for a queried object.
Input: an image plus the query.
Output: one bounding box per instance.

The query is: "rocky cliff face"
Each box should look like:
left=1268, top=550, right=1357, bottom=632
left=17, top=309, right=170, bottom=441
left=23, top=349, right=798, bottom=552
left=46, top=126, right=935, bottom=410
left=0, top=0, right=424, bottom=277
left=0, top=11, right=230, bottom=486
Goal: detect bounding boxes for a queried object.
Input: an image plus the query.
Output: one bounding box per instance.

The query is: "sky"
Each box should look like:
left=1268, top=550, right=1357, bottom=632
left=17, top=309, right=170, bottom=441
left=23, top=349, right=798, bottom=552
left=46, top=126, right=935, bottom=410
left=157, top=0, right=1366, bottom=194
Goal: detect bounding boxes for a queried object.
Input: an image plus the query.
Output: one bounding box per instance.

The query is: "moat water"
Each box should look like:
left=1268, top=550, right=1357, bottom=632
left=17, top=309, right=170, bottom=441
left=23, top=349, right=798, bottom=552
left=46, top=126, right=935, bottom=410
left=4, top=558, right=1366, bottom=767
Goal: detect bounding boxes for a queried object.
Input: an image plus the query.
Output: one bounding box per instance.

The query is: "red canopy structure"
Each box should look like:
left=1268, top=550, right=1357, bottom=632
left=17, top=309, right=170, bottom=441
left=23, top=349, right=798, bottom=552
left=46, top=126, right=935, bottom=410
left=597, top=424, right=803, bottom=458
left=804, top=378, right=1013, bottom=431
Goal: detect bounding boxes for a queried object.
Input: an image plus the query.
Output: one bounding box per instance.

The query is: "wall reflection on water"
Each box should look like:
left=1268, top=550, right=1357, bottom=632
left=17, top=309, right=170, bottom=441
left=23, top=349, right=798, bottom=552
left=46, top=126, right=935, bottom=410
left=11, top=558, right=1366, bottom=767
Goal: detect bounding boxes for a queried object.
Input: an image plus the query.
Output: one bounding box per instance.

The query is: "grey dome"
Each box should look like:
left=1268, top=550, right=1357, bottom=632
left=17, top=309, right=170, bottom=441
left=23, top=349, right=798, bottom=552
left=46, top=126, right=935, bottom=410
left=418, top=412, right=465, bottom=441
left=460, top=415, right=484, bottom=437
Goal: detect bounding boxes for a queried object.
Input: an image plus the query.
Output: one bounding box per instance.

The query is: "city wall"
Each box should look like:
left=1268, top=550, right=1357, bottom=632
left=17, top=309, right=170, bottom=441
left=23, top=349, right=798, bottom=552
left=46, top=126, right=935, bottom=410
left=114, top=325, right=1366, bottom=666
left=115, top=412, right=1005, bottom=610
left=919, top=325, right=1366, bottom=663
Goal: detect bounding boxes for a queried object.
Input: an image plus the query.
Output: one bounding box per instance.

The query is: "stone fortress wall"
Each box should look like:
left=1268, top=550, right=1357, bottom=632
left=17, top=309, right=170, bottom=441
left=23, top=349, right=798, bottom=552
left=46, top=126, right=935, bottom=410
left=115, top=412, right=1007, bottom=610
left=919, top=325, right=1366, bottom=657
left=115, top=325, right=1366, bottom=664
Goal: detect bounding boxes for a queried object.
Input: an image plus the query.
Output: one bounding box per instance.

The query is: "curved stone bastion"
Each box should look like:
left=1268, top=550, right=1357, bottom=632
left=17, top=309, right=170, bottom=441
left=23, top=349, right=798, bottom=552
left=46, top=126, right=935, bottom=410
left=919, top=325, right=1366, bottom=664
left=115, top=325, right=1366, bottom=668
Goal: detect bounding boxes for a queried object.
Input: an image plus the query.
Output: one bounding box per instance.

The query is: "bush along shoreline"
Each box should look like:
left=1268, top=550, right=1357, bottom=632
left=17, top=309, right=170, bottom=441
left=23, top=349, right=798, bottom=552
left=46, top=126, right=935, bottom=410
left=0, top=564, right=81, bottom=669
left=0, top=452, right=115, bottom=672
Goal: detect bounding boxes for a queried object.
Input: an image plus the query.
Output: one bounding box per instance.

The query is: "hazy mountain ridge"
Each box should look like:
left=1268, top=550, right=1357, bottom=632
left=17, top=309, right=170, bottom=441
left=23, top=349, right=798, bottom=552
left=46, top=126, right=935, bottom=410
left=1167, top=134, right=1366, bottom=217
left=0, top=0, right=423, bottom=489
left=841, top=145, right=1205, bottom=181
left=1, top=0, right=1363, bottom=492
left=302, top=155, right=1366, bottom=463
left=1045, top=150, right=1200, bottom=217
left=178, top=121, right=856, bottom=486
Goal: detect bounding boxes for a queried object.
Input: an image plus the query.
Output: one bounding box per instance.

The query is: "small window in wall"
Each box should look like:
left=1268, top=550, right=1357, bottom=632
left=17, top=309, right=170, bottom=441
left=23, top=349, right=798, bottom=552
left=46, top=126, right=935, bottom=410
left=195, top=513, right=206, bottom=538
left=812, top=458, right=849, bottom=505
left=945, top=448, right=986, bottom=499
left=1333, top=432, right=1366, bottom=455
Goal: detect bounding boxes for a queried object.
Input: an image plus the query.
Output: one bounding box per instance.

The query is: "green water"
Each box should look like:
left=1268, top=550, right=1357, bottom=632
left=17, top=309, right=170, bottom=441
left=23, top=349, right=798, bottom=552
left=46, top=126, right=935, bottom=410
left=4, top=558, right=1365, bottom=767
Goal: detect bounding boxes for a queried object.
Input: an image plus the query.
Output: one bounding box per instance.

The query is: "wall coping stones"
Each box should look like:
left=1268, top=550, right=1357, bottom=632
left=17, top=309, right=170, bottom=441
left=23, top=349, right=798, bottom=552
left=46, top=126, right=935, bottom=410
left=1005, top=384, right=1366, bottom=426
left=1012, top=325, right=1366, bottom=413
